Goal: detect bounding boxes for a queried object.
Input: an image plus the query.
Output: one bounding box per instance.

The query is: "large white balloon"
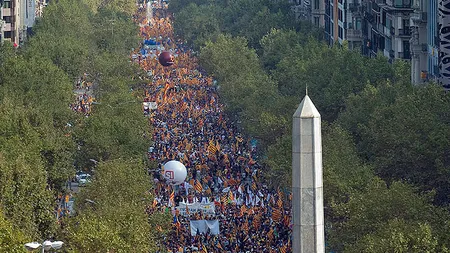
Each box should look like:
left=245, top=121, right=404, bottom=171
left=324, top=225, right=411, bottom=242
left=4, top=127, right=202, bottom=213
left=163, top=160, right=187, bottom=185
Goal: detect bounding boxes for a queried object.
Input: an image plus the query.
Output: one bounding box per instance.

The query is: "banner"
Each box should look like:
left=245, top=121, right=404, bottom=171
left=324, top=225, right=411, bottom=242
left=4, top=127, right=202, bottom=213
left=190, top=220, right=220, bottom=236
left=143, top=102, right=158, bottom=110
left=176, top=202, right=215, bottom=216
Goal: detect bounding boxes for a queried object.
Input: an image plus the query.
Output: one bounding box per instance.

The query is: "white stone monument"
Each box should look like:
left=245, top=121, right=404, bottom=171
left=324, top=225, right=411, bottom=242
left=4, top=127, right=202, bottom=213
left=292, top=94, right=325, bottom=253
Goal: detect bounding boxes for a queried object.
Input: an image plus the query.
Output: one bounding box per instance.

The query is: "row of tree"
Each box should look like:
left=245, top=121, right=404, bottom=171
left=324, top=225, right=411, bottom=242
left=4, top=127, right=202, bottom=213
left=0, top=0, right=168, bottom=252
left=169, top=0, right=450, bottom=251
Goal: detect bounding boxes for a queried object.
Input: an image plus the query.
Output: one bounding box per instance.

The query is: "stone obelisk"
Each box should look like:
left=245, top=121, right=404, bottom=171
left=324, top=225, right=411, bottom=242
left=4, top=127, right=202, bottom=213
left=292, top=94, right=325, bottom=253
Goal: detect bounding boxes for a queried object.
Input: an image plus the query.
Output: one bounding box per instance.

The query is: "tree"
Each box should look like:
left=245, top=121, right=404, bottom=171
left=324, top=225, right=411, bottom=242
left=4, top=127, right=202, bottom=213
left=91, top=8, right=140, bottom=55
left=339, top=83, right=450, bottom=205
left=199, top=34, right=285, bottom=145
left=173, top=3, right=221, bottom=50
left=64, top=159, right=170, bottom=252
left=329, top=178, right=441, bottom=252
left=349, top=219, right=442, bottom=253
left=259, top=28, right=307, bottom=70
left=0, top=207, right=29, bottom=253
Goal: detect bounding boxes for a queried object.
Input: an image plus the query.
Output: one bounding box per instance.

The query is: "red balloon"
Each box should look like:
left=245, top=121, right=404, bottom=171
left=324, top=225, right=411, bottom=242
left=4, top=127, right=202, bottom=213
left=158, top=51, right=174, bottom=67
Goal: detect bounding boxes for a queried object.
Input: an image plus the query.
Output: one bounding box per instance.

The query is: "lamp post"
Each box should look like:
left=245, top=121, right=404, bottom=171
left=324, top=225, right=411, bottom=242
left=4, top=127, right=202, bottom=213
left=24, top=240, right=63, bottom=253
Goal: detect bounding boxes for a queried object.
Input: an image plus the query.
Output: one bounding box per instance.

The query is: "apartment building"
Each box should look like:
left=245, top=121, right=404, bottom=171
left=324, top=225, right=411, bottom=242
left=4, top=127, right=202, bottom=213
left=438, top=0, right=450, bottom=88
left=1, top=0, right=39, bottom=45
left=410, top=0, right=433, bottom=84
left=360, top=0, right=414, bottom=61
left=321, top=0, right=448, bottom=88
left=324, top=0, right=363, bottom=49
left=404, top=0, right=447, bottom=87
left=291, top=0, right=326, bottom=28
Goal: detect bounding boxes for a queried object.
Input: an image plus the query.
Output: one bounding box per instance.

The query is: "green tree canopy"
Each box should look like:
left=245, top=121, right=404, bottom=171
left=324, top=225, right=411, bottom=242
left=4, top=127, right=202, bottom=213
left=64, top=159, right=170, bottom=252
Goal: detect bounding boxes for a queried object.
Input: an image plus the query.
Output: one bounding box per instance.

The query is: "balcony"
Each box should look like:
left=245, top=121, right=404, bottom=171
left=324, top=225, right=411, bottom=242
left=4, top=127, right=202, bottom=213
left=3, top=8, right=12, bottom=16
left=349, top=3, right=359, bottom=12
left=384, top=26, right=391, bottom=37
left=398, top=51, right=411, bottom=59
left=4, top=23, right=12, bottom=31
left=421, top=43, right=427, bottom=52
left=364, top=11, right=375, bottom=23
left=411, top=11, right=427, bottom=24
left=347, top=29, right=363, bottom=40
left=398, top=28, right=411, bottom=37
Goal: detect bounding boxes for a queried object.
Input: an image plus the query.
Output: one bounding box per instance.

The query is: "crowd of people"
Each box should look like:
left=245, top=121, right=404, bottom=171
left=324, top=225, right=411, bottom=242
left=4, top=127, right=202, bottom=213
left=135, top=3, right=292, bottom=253
left=70, top=73, right=95, bottom=116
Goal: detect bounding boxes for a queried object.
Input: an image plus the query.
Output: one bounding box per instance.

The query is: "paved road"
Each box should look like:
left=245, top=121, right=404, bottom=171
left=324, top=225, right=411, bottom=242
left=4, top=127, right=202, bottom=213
left=66, top=181, right=80, bottom=193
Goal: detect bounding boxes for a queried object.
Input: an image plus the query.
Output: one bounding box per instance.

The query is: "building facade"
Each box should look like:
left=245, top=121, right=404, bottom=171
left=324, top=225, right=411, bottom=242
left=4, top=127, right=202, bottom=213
left=291, top=0, right=326, bottom=28
left=360, top=0, right=414, bottom=61
left=324, top=0, right=364, bottom=49
left=438, top=0, right=450, bottom=88
left=1, top=0, right=40, bottom=45
left=321, top=0, right=448, bottom=88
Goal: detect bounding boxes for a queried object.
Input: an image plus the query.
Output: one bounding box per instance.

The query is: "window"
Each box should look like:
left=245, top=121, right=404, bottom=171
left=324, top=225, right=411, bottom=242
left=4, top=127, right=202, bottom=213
left=403, top=40, right=411, bottom=59
left=314, top=17, right=320, bottom=27
left=3, top=0, right=12, bottom=8
left=385, top=38, right=392, bottom=51
left=4, top=31, right=12, bottom=38
left=338, top=9, right=343, bottom=21
left=355, top=18, right=362, bottom=30
left=386, top=18, right=391, bottom=30
left=315, top=0, right=319, bottom=9
left=3, top=16, right=12, bottom=23
left=394, top=0, right=411, bottom=7
left=338, top=26, right=343, bottom=39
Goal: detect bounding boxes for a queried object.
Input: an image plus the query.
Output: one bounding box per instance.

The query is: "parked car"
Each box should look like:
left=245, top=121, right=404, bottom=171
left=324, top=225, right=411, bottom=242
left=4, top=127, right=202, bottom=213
left=75, top=171, right=87, bottom=182
left=78, top=174, right=91, bottom=186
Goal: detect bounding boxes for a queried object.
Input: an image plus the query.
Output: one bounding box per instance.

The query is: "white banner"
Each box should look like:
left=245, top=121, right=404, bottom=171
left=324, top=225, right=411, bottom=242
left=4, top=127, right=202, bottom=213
left=143, top=102, right=158, bottom=110
left=190, top=220, right=220, bottom=236
left=176, top=202, right=215, bottom=216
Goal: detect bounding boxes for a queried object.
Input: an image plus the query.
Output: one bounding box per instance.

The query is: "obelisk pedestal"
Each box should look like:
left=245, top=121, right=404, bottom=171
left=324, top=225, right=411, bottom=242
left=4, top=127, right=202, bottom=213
left=292, top=95, right=325, bottom=253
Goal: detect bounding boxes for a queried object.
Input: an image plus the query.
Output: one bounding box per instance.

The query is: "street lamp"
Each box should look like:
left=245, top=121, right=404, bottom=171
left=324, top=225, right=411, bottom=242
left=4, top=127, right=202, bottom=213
left=24, top=240, right=63, bottom=253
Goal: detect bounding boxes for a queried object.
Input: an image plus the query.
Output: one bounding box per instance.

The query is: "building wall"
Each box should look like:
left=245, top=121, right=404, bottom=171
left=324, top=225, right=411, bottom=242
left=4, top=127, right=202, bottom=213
left=438, top=0, right=450, bottom=88
left=1, top=0, right=37, bottom=46
left=428, top=0, right=439, bottom=79
left=312, top=0, right=326, bottom=27
left=1, top=4, right=3, bottom=43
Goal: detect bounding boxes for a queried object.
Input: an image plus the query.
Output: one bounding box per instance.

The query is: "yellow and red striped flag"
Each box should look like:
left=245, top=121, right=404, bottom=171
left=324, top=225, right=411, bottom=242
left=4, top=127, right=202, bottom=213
left=215, top=140, right=221, bottom=152
left=227, top=191, right=235, bottom=203
left=277, top=197, right=283, bottom=208
left=267, top=227, right=274, bottom=241
left=241, top=219, right=249, bottom=233
left=272, top=208, right=282, bottom=222
left=220, top=194, right=227, bottom=204
left=194, top=180, right=203, bottom=192
left=240, top=205, right=247, bottom=216
left=252, top=181, right=257, bottom=191
left=207, top=139, right=217, bottom=154
left=253, top=213, right=262, bottom=229
left=169, top=190, right=175, bottom=206
left=283, top=215, right=290, bottom=227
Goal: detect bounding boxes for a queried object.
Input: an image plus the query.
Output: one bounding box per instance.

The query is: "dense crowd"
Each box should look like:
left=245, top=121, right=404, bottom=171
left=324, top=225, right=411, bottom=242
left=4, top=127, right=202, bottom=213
left=135, top=4, right=292, bottom=253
